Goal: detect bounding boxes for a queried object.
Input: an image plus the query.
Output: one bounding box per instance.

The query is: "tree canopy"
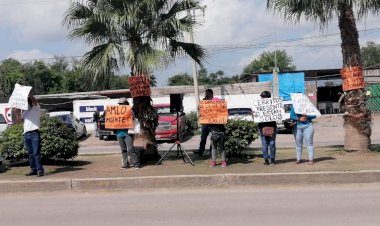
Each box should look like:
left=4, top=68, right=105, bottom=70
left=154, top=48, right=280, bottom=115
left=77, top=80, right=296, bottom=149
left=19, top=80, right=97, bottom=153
left=361, top=41, right=380, bottom=68
left=167, top=69, right=239, bottom=86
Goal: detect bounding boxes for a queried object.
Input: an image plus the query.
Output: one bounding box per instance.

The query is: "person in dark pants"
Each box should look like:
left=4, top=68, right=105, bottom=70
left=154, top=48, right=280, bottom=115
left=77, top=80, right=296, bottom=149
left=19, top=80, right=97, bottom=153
left=257, top=91, right=277, bottom=165
left=116, top=98, right=140, bottom=169
left=93, top=110, right=100, bottom=137
left=15, top=93, right=44, bottom=177
left=209, top=124, right=227, bottom=167
left=195, top=89, right=220, bottom=157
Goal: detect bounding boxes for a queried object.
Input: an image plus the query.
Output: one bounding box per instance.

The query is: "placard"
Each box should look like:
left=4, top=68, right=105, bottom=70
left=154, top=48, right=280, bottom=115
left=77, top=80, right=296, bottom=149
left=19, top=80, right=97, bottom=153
left=128, top=76, right=151, bottom=97
left=252, top=97, right=283, bottom=123
left=199, top=100, right=228, bottom=124
left=8, top=83, right=32, bottom=110
left=105, top=105, right=133, bottom=129
left=291, top=93, right=321, bottom=116
left=340, top=66, right=365, bottom=91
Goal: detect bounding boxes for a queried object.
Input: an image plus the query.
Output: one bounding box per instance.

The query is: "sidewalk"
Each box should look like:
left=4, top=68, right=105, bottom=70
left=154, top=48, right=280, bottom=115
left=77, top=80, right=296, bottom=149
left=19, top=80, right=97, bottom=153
left=1, top=146, right=380, bottom=192
left=1, top=114, right=380, bottom=192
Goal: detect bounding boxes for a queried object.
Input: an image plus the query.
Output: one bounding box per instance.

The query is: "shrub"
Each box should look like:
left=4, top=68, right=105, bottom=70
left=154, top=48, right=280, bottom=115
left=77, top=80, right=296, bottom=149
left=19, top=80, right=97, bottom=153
left=224, top=119, right=258, bottom=157
left=0, top=117, right=79, bottom=162
left=185, top=111, right=199, bottom=135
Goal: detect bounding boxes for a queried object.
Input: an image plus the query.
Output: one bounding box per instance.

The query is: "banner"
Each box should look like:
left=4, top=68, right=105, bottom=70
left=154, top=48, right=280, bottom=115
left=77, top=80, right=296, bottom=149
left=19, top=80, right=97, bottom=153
left=199, top=100, right=228, bottom=124
left=105, top=105, right=133, bottom=129
left=8, top=84, right=32, bottom=110
left=291, top=93, right=321, bottom=116
left=252, top=97, right=283, bottom=123
left=340, top=66, right=365, bottom=91
left=128, top=76, right=151, bottom=97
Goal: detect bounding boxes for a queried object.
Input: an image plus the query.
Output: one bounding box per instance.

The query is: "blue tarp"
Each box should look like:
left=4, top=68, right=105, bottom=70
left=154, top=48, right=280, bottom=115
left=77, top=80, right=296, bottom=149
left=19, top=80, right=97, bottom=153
left=258, top=72, right=305, bottom=101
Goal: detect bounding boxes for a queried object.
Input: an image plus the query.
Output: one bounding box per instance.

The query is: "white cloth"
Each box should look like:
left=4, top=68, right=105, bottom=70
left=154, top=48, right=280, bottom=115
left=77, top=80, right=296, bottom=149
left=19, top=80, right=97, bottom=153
left=22, top=104, right=41, bottom=134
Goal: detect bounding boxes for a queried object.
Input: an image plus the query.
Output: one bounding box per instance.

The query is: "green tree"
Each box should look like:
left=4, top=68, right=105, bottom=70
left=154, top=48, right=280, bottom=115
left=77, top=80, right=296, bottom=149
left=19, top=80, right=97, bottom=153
left=267, top=0, right=378, bottom=152
left=0, top=58, right=25, bottom=96
left=168, top=73, right=193, bottom=86
left=361, top=41, right=380, bottom=68
left=64, top=0, right=206, bottom=157
left=243, top=50, right=296, bottom=75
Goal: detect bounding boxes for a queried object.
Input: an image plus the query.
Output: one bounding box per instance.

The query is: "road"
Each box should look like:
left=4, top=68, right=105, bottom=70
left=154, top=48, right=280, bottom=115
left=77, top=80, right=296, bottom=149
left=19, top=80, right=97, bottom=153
left=1, top=183, right=380, bottom=226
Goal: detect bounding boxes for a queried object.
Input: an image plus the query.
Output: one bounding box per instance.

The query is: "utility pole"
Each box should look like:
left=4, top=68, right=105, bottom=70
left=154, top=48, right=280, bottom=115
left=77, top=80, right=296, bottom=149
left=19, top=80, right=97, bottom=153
left=272, top=32, right=279, bottom=97
left=189, top=9, right=200, bottom=113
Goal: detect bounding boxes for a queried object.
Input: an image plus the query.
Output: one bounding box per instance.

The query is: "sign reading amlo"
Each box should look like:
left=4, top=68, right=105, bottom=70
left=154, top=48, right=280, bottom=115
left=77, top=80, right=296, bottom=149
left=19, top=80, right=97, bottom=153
left=105, top=105, right=133, bottom=129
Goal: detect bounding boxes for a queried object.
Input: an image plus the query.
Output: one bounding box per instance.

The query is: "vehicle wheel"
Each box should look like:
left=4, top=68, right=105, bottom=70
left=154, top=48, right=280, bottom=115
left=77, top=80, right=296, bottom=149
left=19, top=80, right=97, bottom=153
left=99, top=135, right=104, bottom=140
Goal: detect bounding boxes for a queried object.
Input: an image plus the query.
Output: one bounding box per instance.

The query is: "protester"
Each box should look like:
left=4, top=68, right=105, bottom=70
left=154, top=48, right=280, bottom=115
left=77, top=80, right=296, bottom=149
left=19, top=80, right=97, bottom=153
left=195, top=89, right=220, bottom=157
left=93, top=110, right=100, bottom=137
left=116, top=97, right=140, bottom=169
left=209, top=124, right=227, bottom=167
left=257, top=91, right=277, bottom=165
left=290, top=106, right=316, bottom=165
left=15, top=93, right=44, bottom=177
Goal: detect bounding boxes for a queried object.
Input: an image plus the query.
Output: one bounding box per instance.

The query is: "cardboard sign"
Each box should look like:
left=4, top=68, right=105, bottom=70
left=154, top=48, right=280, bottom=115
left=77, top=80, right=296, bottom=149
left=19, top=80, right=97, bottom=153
left=105, top=105, right=133, bottom=129
left=8, top=84, right=32, bottom=110
left=291, top=93, right=321, bottom=116
left=340, top=66, right=365, bottom=91
left=252, top=97, right=283, bottom=123
left=128, top=76, right=151, bottom=97
left=199, top=100, right=228, bottom=124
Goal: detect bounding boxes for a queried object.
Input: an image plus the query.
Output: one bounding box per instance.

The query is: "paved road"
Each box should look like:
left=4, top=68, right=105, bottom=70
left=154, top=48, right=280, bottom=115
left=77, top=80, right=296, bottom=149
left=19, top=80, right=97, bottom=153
left=1, top=183, right=380, bottom=226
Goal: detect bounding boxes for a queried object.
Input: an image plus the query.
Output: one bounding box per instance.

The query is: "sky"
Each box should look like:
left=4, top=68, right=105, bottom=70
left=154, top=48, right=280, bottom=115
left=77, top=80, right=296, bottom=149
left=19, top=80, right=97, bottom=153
left=1, top=0, right=380, bottom=87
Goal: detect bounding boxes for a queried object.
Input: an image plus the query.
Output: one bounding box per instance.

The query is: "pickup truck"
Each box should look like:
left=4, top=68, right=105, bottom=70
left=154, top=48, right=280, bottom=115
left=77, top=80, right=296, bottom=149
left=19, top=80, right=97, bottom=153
left=97, top=113, right=115, bottom=140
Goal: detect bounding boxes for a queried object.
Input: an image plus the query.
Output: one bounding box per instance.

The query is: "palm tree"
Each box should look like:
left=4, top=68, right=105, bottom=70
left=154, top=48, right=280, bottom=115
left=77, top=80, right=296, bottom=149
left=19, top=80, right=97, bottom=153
left=64, top=0, right=206, bottom=158
left=267, top=0, right=380, bottom=152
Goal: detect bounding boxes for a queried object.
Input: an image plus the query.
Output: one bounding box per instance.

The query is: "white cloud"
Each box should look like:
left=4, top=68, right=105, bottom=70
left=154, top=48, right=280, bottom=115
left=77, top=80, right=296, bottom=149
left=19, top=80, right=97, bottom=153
left=8, top=49, right=53, bottom=62
left=0, top=1, right=70, bottom=43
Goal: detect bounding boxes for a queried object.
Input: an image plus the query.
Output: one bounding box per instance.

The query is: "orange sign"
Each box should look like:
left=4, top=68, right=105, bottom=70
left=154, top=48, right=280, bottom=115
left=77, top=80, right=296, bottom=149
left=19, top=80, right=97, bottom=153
left=105, top=105, right=133, bottom=129
left=128, top=76, right=151, bottom=97
left=340, top=66, right=365, bottom=91
left=199, top=100, right=228, bottom=124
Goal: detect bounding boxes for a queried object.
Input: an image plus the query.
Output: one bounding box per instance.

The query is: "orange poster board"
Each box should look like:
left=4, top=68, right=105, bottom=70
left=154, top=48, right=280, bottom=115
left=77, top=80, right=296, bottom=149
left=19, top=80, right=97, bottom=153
left=128, top=76, right=151, bottom=97
left=199, top=100, right=228, bottom=124
left=105, top=105, right=133, bottom=129
left=340, top=66, right=365, bottom=91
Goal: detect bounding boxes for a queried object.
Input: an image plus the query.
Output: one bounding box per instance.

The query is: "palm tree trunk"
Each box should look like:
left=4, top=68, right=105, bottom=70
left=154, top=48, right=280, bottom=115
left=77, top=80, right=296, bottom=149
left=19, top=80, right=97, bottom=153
left=338, top=3, right=372, bottom=152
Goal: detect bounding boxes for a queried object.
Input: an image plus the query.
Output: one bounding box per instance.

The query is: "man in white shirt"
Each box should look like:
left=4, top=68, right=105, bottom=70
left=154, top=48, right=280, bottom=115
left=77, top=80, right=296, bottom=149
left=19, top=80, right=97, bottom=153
left=15, top=93, right=44, bottom=177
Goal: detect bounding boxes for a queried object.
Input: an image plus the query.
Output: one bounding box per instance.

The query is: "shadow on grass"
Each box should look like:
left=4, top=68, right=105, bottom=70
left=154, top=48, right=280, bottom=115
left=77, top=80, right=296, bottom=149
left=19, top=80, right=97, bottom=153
left=275, top=156, right=336, bottom=164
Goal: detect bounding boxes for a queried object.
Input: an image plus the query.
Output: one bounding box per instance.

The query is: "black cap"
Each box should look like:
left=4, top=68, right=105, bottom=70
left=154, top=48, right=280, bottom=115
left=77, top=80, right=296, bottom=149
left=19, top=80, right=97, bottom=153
left=260, top=91, right=271, bottom=98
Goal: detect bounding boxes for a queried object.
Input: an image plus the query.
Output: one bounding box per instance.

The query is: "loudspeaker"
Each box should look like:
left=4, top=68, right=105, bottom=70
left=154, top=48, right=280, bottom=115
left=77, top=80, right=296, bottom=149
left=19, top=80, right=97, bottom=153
left=170, top=94, right=183, bottom=112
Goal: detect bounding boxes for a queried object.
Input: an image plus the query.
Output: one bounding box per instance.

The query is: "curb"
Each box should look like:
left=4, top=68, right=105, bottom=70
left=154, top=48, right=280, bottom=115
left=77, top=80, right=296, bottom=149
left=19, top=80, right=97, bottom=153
left=2, top=170, right=380, bottom=193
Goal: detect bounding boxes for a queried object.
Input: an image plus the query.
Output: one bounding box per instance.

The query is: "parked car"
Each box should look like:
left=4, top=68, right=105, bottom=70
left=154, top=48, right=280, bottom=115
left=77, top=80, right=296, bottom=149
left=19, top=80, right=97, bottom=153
left=0, top=113, right=8, bottom=137
left=154, top=104, right=186, bottom=141
left=228, top=108, right=254, bottom=121
left=48, top=111, right=87, bottom=139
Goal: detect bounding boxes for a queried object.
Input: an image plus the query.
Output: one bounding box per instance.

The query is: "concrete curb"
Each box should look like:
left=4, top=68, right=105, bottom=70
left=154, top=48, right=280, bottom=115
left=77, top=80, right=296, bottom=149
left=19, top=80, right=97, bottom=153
left=2, top=170, right=380, bottom=193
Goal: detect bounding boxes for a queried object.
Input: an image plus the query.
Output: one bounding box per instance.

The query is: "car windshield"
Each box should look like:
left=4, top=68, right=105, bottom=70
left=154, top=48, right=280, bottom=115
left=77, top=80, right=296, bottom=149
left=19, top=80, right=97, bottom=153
left=53, top=115, right=68, bottom=122
left=155, top=107, right=176, bottom=115
left=228, top=108, right=252, bottom=115
left=0, top=114, right=6, bottom=123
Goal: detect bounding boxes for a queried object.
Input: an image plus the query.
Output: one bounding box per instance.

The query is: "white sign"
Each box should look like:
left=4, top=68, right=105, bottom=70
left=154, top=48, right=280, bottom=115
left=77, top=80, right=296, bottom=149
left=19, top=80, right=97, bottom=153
left=291, top=93, right=321, bottom=116
left=8, top=84, right=33, bottom=110
left=252, top=97, right=283, bottom=123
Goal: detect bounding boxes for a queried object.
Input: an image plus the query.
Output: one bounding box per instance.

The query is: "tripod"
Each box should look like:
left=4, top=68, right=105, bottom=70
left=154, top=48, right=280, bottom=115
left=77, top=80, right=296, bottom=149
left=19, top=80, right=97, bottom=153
left=156, top=111, right=194, bottom=166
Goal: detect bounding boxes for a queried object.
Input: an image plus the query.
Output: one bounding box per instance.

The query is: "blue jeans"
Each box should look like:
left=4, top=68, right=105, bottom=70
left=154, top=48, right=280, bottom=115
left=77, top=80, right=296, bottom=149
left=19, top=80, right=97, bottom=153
left=295, top=124, right=314, bottom=161
left=24, top=130, right=44, bottom=173
left=199, top=125, right=210, bottom=152
left=260, top=129, right=276, bottom=160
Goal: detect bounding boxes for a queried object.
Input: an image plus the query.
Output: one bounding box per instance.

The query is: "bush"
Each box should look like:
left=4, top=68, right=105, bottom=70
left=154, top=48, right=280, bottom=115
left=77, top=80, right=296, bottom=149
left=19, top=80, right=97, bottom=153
left=0, top=117, right=79, bottom=162
left=185, top=111, right=199, bottom=135
left=224, top=119, right=258, bottom=157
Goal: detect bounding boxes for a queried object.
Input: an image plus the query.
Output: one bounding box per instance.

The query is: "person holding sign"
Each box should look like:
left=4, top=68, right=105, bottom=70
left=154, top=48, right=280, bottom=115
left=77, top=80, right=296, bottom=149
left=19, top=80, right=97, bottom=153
left=14, top=92, right=44, bottom=177
left=195, top=89, right=221, bottom=157
left=209, top=124, right=227, bottom=167
left=290, top=106, right=316, bottom=165
left=114, top=98, right=140, bottom=169
left=256, top=91, right=277, bottom=165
